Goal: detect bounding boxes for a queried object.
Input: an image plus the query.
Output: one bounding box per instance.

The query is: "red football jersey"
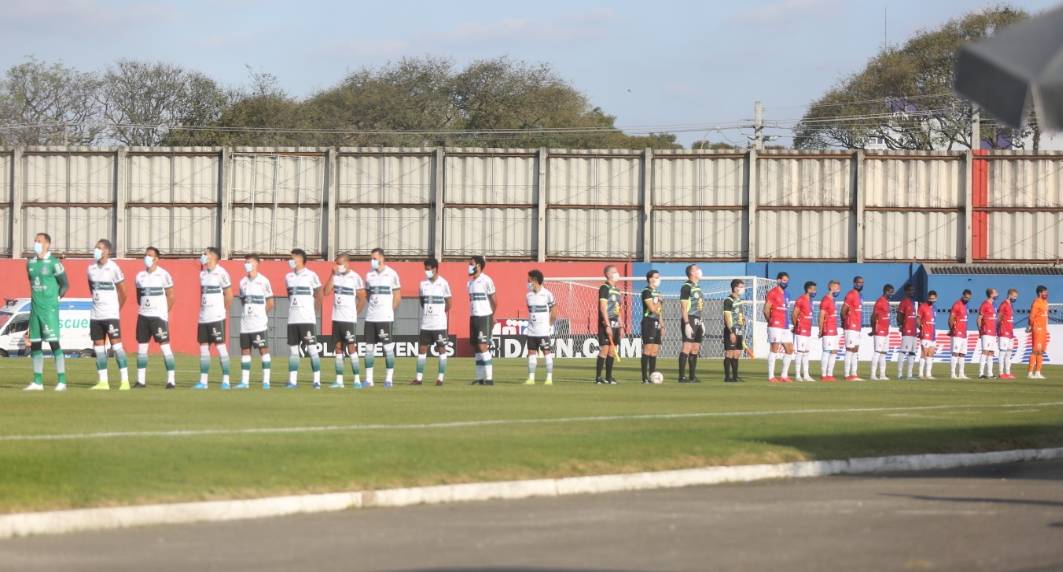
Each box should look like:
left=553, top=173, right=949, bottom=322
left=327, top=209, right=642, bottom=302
left=872, top=296, right=891, bottom=336
left=820, top=295, right=838, bottom=336
left=843, top=290, right=862, bottom=331
left=766, top=286, right=788, bottom=329
left=918, top=303, right=936, bottom=340
left=898, top=297, right=918, bottom=336
left=950, top=300, right=968, bottom=337
left=997, top=300, right=1014, bottom=338
left=978, top=300, right=997, bottom=335
left=793, top=295, right=813, bottom=336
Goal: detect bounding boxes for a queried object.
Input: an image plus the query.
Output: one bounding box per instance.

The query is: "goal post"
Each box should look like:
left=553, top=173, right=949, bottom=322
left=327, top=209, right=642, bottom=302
left=540, top=275, right=778, bottom=359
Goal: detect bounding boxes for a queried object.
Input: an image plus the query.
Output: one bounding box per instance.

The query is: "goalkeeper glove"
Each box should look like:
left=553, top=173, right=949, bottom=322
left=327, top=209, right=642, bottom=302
left=684, top=323, right=694, bottom=339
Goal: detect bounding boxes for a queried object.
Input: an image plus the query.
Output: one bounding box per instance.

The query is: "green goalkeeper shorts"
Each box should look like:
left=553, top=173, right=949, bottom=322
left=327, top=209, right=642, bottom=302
left=29, top=310, right=61, bottom=343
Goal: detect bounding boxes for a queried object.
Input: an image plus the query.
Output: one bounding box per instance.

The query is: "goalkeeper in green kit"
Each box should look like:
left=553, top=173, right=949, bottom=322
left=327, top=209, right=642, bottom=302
left=24, top=233, right=70, bottom=391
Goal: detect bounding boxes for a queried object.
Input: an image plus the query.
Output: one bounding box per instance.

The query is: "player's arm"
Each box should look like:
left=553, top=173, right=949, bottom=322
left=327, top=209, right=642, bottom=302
left=223, top=286, right=233, bottom=313
left=391, top=287, right=401, bottom=311
left=723, top=306, right=734, bottom=330
left=817, top=305, right=827, bottom=336
left=56, top=271, right=69, bottom=298
left=896, top=304, right=905, bottom=328
left=680, top=286, right=691, bottom=325
left=265, top=294, right=275, bottom=313
left=599, top=286, right=611, bottom=328
left=136, top=280, right=142, bottom=306
left=790, top=302, right=800, bottom=331
left=314, top=286, right=323, bottom=320
left=116, top=278, right=127, bottom=309
left=549, top=303, right=558, bottom=327
left=165, top=286, right=175, bottom=311
left=948, top=308, right=956, bottom=330
left=323, top=274, right=334, bottom=296
left=976, top=308, right=984, bottom=330
left=488, top=293, right=497, bottom=316
left=840, top=302, right=849, bottom=324
left=444, top=295, right=452, bottom=315
left=356, top=287, right=367, bottom=315
left=762, top=297, right=772, bottom=321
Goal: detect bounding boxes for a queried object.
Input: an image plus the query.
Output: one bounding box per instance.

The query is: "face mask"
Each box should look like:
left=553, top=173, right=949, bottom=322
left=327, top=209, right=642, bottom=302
left=736, top=287, right=746, bottom=297
left=928, top=300, right=936, bottom=307
left=527, top=283, right=534, bottom=291
left=779, top=281, right=789, bottom=290
left=93, top=248, right=103, bottom=261
left=288, top=259, right=297, bottom=270
left=200, top=254, right=209, bottom=265
left=244, top=262, right=254, bottom=273
left=33, top=242, right=44, bottom=255
left=336, top=264, right=347, bottom=274
left=1010, top=297, right=1018, bottom=303
left=962, top=298, right=970, bottom=305
left=854, top=284, right=863, bottom=292
left=808, top=292, right=816, bottom=299
left=609, top=273, right=620, bottom=282
left=144, top=256, right=154, bottom=269
left=651, top=279, right=661, bottom=289
left=425, top=269, right=434, bottom=279
left=371, top=258, right=380, bottom=270
left=831, top=291, right=839, bottom=298
left=467, top=265, right=476, bottom=276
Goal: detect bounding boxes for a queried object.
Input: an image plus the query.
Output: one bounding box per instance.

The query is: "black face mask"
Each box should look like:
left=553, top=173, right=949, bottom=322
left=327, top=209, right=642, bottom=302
left=962, top=298, right=970, bottom=305
left=854, top=284, right=863, bottom=292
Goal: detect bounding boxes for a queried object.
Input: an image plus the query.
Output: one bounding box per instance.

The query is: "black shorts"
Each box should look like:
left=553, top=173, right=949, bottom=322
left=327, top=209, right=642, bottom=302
left=526, top=336, right=553, bottom=353
left=419, top=329, right=449, bottom=347
left=641, top=317, right=662, bottom=345
left=597, top=319, right=621, bottom=346
left=332, top=321, right=357, bottom=346
left=240, top=331, right=269, bottom=350
left=197, top=321, right=226, bottom=344
left=135, top=316, right=169, bottom=344
left=364, top=321, right=393, bottom=345
left=287, top=324, right=317, bottom=347
left=723, top=328, right=744, bottom=351
left=682, top=317, right=705, bottom=343
left=470, top=316, right=492, bottom=347
left=90, top=319, right=121, bottom=342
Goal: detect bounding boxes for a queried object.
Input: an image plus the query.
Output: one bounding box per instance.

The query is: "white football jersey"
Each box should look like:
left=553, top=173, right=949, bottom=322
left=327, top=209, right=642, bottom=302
left=199, top=265, right=232, bottom=323
left=239, top=273, right=273, bottom=333
left=135, top=266, right=173, bottom=320
left=419, top=277, right=452, bottom=331
left=87, top=260, right=125, bottom=321
left=365, top=266, right=401, bottom=323
left=285, top=268, right=322, bottom=325
left=525, top=287, right=556, bottom=337
left=331, top=270, right=365, bottom=323
left=467, top=274, right=496, bottom=317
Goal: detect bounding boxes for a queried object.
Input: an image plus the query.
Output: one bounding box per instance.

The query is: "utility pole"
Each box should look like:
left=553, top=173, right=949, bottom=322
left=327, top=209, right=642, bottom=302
left=971, top=107, right=981, bottom=150
left=753, top=101, right=764, bottom=151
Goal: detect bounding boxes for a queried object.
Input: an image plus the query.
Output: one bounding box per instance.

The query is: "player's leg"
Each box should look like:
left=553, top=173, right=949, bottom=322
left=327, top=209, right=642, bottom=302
left=333, top=338, right=347, bottom=388
left=286, top=324, right=301, bottom=388
left=605, top=327, right=619, bottom=384
left=365, top=324, right=378, bottom=387
left=90, top=320, right=110, bottom=390
left=526, top=338, right=538, bottom=385
left=382, top=323, right=396, bottom=387
left=780, top=340, right=794, bottom=381
left=155, top=322, right=176, bottom=388
left=347, top=339, right=362, bottom=388
left=25, top=313, right=45, bottom=390
left=688, top=325, right=703, bottom=383
left=414, top=338, right=430, bottom=385
left=305, top=327, right=322, bottom=389
left=543, top=346, right=554, bottom=385
left=106, top=322, right=130, bottom=390
left=238, top=335, right=253, bottom=389
left=435, top=336, right=448, bottom=385
left=595, top=324, right=609, bottom=384
left=136, top=317, right=151, bottom=388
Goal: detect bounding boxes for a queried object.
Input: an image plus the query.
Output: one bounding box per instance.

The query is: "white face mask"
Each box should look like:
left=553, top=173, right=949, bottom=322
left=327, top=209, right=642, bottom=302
left=33, top=242, right=44, bottom=255
left=336, top=264, right=347, bottom=274
left=288, top=259, right=297, bottom=270
left=144, top=255, right=154, bottom=269
left=425, top=269, right=435, bottom=279
left=200, top=254, right=209, bottom=265
left=244, top=262, right=254, bottom=273
left=467, top=264, right=476, bottom=276
left=608, top=272, right=619, bottom=282
left=371, top=258, right=381, bottom=270
left=93, top=248, right=103, bottom=261
left=736, top=287, right=746, bottom=297
left=650, top=278, right=660, bottom=288
left=527, top=282, right=533, bottom=291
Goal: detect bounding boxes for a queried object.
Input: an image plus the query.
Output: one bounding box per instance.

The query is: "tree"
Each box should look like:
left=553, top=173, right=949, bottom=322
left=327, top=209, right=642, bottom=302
left=794, top=6, right=1033, bottom=151
left=98, top=60, right=229, bottom=146
left=0, top=58, right=102, bottom=145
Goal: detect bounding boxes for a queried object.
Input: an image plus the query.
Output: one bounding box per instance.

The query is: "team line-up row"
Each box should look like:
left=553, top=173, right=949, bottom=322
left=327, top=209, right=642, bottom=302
left=19, top=233, right=1052, bottom=392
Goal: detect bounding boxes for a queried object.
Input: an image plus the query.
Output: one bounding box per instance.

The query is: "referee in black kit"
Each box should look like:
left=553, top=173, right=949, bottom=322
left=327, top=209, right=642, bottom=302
left=722, top=278, right=746, bottom=382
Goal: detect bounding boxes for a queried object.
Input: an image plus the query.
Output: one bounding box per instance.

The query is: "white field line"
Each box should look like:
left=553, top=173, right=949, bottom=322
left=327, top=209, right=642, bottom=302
left=2, top=446, right=1062, bottom=539
left=3, top=401, right=1063, bottom=443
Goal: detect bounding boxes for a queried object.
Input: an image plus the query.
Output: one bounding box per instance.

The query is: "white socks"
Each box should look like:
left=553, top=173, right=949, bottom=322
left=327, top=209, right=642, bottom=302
left=528, top=354, right=538, bottom=377
left=781, top=353, right=793, bottom=379
left=768, top=352, right=778, bottom=378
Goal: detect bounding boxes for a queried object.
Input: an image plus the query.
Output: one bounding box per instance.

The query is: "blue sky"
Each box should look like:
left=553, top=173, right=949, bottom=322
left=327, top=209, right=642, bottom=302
left=2, top=0, right=1060, bottom=146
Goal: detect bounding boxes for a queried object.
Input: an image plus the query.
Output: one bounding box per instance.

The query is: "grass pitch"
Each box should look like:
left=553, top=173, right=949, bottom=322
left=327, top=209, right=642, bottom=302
left=1, top=355, right=1061, bottom=513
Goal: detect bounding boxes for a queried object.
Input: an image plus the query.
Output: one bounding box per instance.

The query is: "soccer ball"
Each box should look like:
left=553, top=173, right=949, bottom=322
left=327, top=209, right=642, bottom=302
left=649, top=371, right=664, bottom=385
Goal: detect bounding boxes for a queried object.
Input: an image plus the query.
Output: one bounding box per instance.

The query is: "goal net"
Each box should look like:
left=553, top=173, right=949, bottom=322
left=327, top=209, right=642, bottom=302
left=540, top=276, right=778, bottom=359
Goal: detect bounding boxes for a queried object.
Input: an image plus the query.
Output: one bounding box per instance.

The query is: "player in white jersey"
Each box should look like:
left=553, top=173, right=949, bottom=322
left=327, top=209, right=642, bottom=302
left=238, top=254, right=274, bottom=389
left=325, top=253, right=366, bottom=389
left=134, top=246, right=176, bottom=389
left=284, top=248, right=323, bottom=389
left=524, top=269, right=557, bottom=386
left=194, top=247, right=233, bottom=389
left=467, top=255, right=497, bottom=385
left=364, top=248, right=401, bottom=387
left=87, top=239, right=130, bottom=391
left=412, top=258, right=451, bottom=386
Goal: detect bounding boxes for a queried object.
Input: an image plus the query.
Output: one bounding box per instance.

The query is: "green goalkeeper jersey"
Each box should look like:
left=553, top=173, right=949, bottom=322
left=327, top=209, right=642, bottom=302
left=27, top=253, right=67, bottom=313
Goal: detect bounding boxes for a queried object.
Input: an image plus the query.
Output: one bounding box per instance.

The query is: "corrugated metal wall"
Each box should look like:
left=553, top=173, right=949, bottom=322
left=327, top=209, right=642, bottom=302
left=1, top=146, right=1059, bottom=263
left=757, top=153, right=853, bottom=260
left=337, top=150, right=433, bottom=257
left=652, top=153, right=745, bottom=259
left=986, top=152, right=1063, bottom=261
left=126, top=151, right=219, bottom=256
